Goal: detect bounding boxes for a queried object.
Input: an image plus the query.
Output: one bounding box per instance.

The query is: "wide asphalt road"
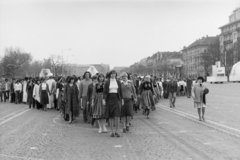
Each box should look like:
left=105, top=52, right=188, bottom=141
left=0, top=82, right=240, bottom=160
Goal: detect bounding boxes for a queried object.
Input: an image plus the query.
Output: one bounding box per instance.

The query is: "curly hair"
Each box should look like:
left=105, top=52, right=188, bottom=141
left=83, top=71, right=91, bottom=79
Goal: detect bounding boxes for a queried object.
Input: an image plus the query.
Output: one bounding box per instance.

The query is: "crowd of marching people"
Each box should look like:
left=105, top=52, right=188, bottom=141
left=0, top=70, right=208, bottom=136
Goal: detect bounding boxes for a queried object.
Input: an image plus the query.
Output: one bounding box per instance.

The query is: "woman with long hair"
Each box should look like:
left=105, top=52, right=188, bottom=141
left=139, top=75, right=155, bottom=118
left=91, top=73, right=108, bottom=133
left=64, top=77, right=79, bottom=123
left=103, top=70, right=123, bottom=137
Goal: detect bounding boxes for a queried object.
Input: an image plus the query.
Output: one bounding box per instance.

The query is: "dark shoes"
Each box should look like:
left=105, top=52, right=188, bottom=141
left=115, top=132, right=120, bottom=137
left=126, top=126, right=129, bottom=132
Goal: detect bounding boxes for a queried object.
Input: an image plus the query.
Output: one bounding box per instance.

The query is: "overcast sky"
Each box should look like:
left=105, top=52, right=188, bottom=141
left=0, top=0, right=239, bottom=69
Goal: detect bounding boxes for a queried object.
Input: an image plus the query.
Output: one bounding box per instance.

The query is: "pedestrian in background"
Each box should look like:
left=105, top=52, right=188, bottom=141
left=10, top=78, right=16, bottom=103
left=5, top=78, right=10, bottom=101
left=39, top=78, right=50, bottom=111
left=186, top=77, right=193, bottom=98
left=120, top=72, right=137, bottom=133
left=192, top=76, right=209, bottom=121
left=103, top=70, right=123, bottom=137
left=14, top=80, right=22, bottom=104
left=27, top=78, right=35, bottom=109
left=167, top=76, right=178, bottom=108
left=22, top=77, right=28, bottom=104
left=33, top=79, right=42, bottom=110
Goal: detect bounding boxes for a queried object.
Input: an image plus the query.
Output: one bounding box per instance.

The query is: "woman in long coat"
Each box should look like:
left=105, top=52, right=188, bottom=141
left=64, top=77, right=79, bottom=124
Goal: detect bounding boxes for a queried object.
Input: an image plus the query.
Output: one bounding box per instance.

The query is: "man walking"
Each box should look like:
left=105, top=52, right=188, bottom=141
left=167, top=76, right=178, bottom=108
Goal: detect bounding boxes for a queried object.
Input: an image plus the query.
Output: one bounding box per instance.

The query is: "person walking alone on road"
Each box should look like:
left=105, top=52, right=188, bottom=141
left=64, top=77, right=79, bottom=124
left=103, top=70, right=123, bottom=137
left=167, top=76, right=178, bottom=108
left=139, top=75, right=155, bottom=118
left=120, top=72, right=137, bottom=133
left=192, top=76, right=209, bottom=121
left=39, top=78, right=50, bottom=111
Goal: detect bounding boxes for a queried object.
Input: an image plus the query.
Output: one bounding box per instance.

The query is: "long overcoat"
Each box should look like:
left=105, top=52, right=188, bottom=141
left=64, top=83, right=79, bottom=116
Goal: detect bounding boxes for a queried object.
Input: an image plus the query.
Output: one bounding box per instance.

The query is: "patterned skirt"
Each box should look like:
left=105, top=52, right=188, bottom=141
left=139, top=90, right=155, bottom=110
left=92, top=93, right=106, bottom=119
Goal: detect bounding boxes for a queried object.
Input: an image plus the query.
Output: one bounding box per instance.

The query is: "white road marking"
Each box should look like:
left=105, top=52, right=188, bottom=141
left=0, top=107, right=28, bottom=120
left=0, top=109, right=30, bottom=126
left=30, top=147, right=38, bottom=150
left=0, top=153, right=44, bottom=160
left=157, top=104, right=240, bottom=137
left=114, top=145, right=123, bottom=148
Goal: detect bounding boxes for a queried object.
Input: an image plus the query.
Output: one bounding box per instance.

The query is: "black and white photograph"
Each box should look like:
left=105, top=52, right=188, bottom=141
left=1, top=0, right=240, bottom=159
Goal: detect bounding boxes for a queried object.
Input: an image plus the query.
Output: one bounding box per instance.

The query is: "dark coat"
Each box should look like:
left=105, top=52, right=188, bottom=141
left=87, top=83, right=94, bottom=103
left=167, top=80, right=178, bottom=93
left=64, top=83, right=79, bottom=116
left=103, top=79, right=123, bottom=101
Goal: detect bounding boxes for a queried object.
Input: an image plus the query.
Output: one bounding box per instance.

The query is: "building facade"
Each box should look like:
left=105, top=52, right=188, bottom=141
left=182, top=36, right=218, bottom=78
left=219, top=8, right=240, bottom=70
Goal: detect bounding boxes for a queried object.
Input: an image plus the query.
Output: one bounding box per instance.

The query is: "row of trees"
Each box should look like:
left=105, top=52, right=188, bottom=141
left=0, top=47, right=66, bottom=78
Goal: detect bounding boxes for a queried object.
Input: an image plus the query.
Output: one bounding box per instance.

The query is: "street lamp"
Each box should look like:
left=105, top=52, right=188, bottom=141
left=61, top=49, right=71, bottom=75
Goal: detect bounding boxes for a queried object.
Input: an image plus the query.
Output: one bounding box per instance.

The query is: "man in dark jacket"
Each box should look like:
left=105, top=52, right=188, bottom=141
left=167, top=76, right=178, bottom=108
left=186, top=77, right=193, bottom=98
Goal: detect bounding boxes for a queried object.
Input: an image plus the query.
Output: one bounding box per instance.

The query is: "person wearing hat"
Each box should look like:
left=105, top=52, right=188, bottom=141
left=138, top=75, right=155, bottom=118
left=192, top=76, right=209, bottom=121
left=120, top=72, right=137, bottom=133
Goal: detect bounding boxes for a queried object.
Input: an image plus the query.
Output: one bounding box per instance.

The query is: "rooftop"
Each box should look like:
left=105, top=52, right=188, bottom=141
left=183, top=36, right=218, bottom=50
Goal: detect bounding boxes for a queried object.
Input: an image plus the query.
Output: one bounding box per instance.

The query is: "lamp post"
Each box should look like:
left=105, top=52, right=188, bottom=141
left=61, top=49, right=71, bottom=76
